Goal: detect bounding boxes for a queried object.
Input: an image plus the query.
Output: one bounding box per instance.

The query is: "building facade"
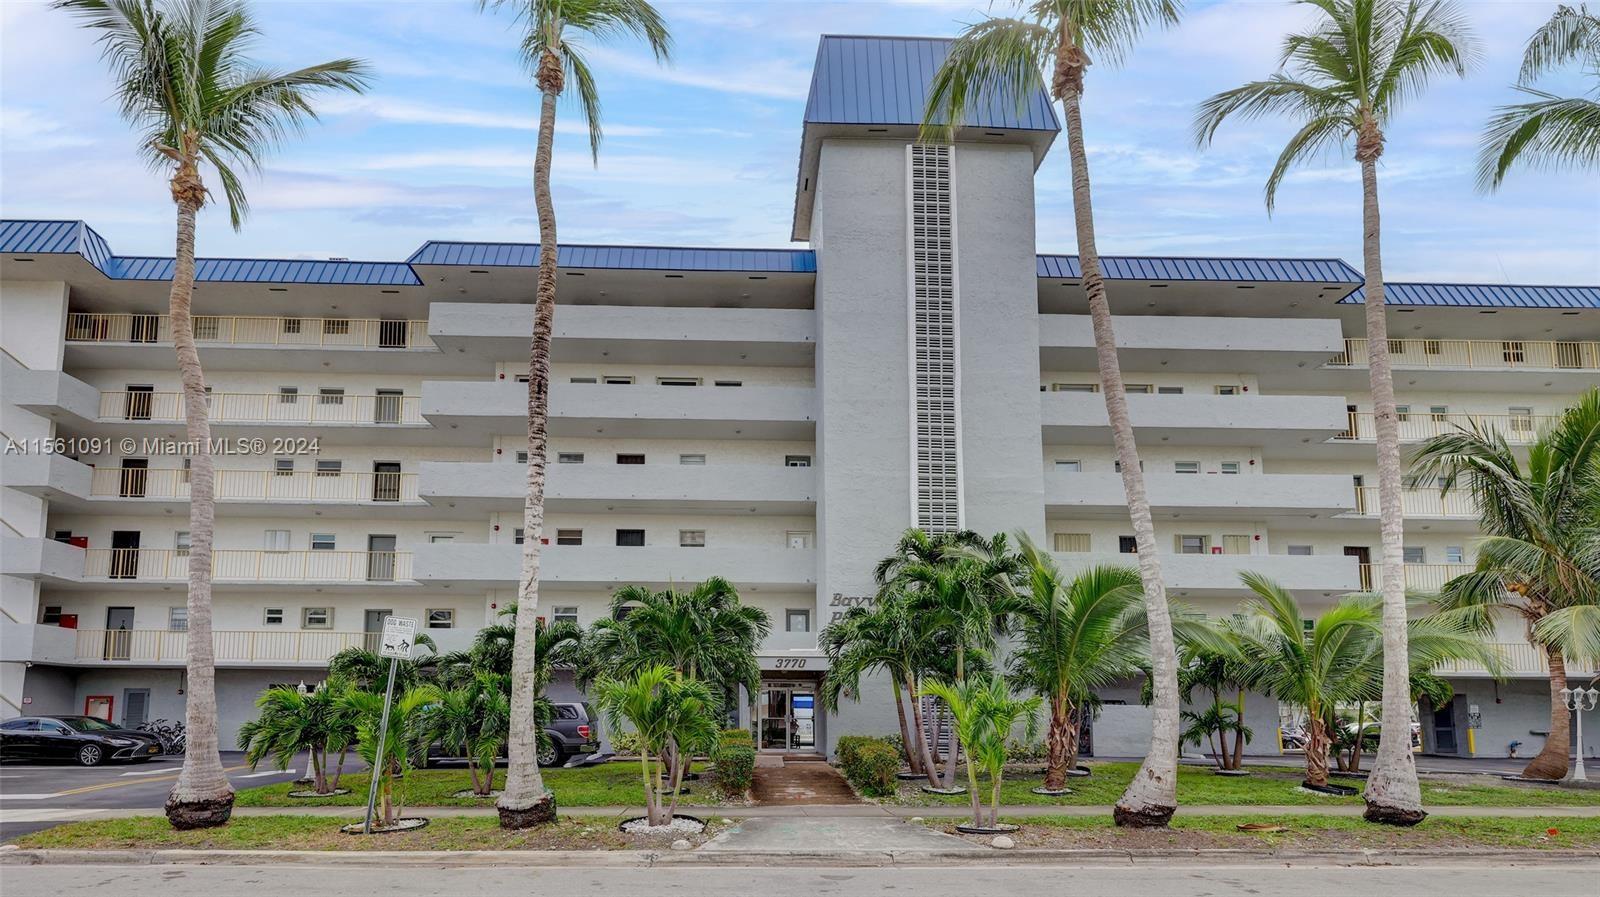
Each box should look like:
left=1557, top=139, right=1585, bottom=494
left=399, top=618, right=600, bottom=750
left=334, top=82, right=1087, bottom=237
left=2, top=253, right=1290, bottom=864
left=3, top=35, right=1596, bottom=760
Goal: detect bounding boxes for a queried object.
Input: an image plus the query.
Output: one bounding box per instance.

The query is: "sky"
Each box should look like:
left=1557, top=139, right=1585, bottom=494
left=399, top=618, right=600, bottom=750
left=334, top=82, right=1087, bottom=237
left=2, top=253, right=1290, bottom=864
left=2, top=0, right=1596, bottom=284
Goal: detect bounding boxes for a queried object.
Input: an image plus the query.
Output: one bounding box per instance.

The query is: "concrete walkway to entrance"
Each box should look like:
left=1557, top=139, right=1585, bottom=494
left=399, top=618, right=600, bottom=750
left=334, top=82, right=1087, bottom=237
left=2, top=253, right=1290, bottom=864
left=751, top=756, right=859, bottom=805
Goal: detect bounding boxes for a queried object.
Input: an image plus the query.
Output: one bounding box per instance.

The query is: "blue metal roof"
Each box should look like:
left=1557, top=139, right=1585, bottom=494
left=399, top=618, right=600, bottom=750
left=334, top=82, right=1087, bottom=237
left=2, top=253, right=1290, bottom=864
left=804, top=35, right=1059, bottom=132
left=1340, top=282, right=1600, bottom=309
left=1037, top=254, right=1362, bottom=284
left=409, top=241, right=818, bottom=273
left=1, top=220, right=115, bottom=274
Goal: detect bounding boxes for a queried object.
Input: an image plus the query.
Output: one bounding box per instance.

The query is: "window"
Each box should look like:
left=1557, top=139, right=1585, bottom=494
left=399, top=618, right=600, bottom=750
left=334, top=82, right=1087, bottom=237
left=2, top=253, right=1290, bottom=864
left=1221, top=535, right=1251, bottom=555
left=1502, top=340, right=1525, bottom=364
left=785, top=455, right=812, bottom=467
left=1053, top=533, right=1091, bottom=553
left=616, top=529, right=645, bottom=547
left=310, top=533, right=336, bottom=551
left=656, top=377, right=701, bottom=387
left=1177, top=534, right=1210, bottom=554
left=181, top=458, right=191, bottom=483
left=1387, top=338, right=1405, bottom=355
left=278, top=386, right=299, bottom=404
left=714, top=380, right=743, bottom=387
left=1119, top=536, right=1138, bottom=554
left=569, top=376, right=597, bottom=384
left=1215, top=385, right=1240, bottom=396
left=1174, top=461, right=1200, bottom=475
left=679, top=454, right=706, bottom=465
left=616, top=453, right=646, bottom=465
left=514, top=374, right=530, bottom=383
left=426, top=609, right=454, bottom=630
left=1429, top=405, right=1449, bottom=422
left=679, top=530, right=706, bottom=548
left=1125, top=384, right=1153, bottom=394
left=1402, top=546, right=1427, bottom=564
left=1509, top=406, right=1534, bottom=431
left=1157, top=386, right=1184, bottom=395
left=302, top=607, right=332, bottom=629
left=1054, top=460, right=1082, bottom=472
left=1219, top=461, right=1241, bottom=475
left=323, top=319, right=350, bottom=336
left=1424, top=339, right=1442, bottom=355
left=1287, top=545, right=1314, bottom=556
left=168, top=606, right=188, bottom=631
left=264, top=529, right=291, bottom=552
left=263, top=607, right=284, bottom=626
left=318, top=388, right=345, bottom=405
left=602, top=375, right=634, bottom=385
left=786, top=609, right=811, bottom=633
left=1050, top=382, right=1097, bottom=392
left=556, top=529, right=583, bottom=546
left=1113, top=460, right=1143, bottom=473
left=316, top=459, right=342, bottom=477
left=552, top=606, right=579, bottom=626
left=424, top=534, right=453, bottom=544
left=174, top=531, right=191, bottom=556
left=1396, top=404, right=1410, bottom=422
left=1445, top=546, right=1465, bottom=565
left=275, top=457, right=295, bottom=477
left=515, top=451, right=529, bottom=463
left=514, top=528, right=525, bottom=545
left=281, top=318, right=302, bottom=335
left=557, top=452, right=584, bottom=464
left=40, top=605, right=63, bottom=625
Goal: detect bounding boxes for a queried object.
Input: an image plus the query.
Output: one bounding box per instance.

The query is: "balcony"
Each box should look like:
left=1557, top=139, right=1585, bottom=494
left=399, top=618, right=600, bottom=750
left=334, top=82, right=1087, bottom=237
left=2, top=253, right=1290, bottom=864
left=412, top=542, right=816, bottom=590
left=419, top=461, right=815, bottom=514
left=421, top=380, right=816, bottom=440
left=1357, top=563, right=1474, bottom=591
left=66, top=313, right=432, bottom=349
left=78, top=548, right=414, bottom=586
left=56, top=627, right=474, bottom=667
left=1046, top=471, right=1354, bottom=519
left=1346, top=487, right=1477, bottom=519
left=1333, top=411, right=1557, bottom=444
left=88, top=467, right=421, bottom=505
left=97, top=391, right=425, bottom=427
left=1, top=536, right=86, bottom=581
left=1329, top=338, right=1600, bottom=372
left=1039, top=314, right=1344, bottom=373
left=1436, top=641, right=1598, bottom=678
left=0, top=452, right=93, bottom=500
left=1051, top=551, right=1361, bottom=595
left=1041, top=392, right=1349, bottom=448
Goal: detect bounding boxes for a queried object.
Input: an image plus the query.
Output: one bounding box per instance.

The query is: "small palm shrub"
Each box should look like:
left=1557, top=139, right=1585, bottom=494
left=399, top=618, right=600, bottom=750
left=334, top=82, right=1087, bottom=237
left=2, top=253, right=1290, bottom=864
left=837, top=736, right=900, bottom=798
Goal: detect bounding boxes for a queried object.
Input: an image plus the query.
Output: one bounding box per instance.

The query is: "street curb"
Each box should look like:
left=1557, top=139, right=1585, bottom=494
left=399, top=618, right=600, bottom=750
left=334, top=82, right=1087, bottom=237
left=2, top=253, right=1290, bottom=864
left=2, top=846, right=1596, bottom=868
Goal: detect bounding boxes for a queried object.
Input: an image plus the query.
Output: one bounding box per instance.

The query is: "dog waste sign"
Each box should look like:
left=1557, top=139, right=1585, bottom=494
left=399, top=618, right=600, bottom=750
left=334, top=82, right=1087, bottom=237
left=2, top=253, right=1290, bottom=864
left=379, top=616, right=416, bottom=659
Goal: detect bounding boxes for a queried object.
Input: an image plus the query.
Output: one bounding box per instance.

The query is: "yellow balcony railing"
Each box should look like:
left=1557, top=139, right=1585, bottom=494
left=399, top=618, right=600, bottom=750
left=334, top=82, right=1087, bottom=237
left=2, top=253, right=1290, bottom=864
left=66, top=313, right=431, bottom=350
left=1334, top=411, right=1556, bottom=444
left=98, top=391, right=423, bottom=425
left=1349, top=486, right=1477, bottom=518
left=1357, top=562, right=1475, bottom=591
left=82, top=548, right=413, bottom=583
left=89, top=467, right=419, bottom=503
left=1329, top=338, right=1600, bottom=372
left=74, top=628, right=374, bottom=664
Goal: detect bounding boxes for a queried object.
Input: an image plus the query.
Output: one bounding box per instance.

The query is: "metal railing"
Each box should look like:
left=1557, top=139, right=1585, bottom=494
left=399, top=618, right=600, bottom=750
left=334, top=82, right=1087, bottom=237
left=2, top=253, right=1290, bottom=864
left=1356, top=562, right=1475, bottom=591
left=1333, top=411, right=1556, bottom=444
left=66, top=313, right=431, bottom=350
left=1435, top=642, right=1555, bottom=677
left=1329, top=338, right=1600, bottom=371
left=82, top=548, right=413, bottom=583
left=1349, top=486, right=1477, bottom=518
left=89, top=467, right=419, bottom=503
left=75, top=628, right=373, bottom=664
left=98, top=391, right=423, bottom=425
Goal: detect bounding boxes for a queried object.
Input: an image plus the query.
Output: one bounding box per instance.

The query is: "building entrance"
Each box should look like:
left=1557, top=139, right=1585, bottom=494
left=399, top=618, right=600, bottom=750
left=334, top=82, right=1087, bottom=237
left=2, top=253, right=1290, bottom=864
left=758, top=683, right=817, bottom=752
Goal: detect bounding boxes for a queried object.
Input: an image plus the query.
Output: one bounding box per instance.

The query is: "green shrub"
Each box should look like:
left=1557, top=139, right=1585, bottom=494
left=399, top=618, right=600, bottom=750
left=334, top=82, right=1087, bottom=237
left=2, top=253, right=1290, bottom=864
left=713, top=743, right=756, bottom=796
left=836, top=735, right=899, bottom=798
left=611, top=730, right=643, bottom=757
left=718, top=728, right=753, bottom=748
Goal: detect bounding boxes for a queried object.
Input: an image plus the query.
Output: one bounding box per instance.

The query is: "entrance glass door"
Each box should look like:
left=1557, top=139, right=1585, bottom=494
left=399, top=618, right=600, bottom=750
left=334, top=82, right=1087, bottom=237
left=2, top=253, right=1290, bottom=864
left=758, top=685, right=816, bottom=751
left=760, top=688, right=790, bottom=750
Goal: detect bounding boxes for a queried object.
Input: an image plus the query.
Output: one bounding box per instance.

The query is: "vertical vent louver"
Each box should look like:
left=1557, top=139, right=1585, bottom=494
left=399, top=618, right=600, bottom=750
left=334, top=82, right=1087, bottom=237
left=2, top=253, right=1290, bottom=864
left=907, top=144, right=961, bottom=533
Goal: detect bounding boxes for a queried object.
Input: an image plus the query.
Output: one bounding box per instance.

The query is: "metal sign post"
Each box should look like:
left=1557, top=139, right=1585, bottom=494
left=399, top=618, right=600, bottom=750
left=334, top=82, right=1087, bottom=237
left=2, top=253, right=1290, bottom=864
left=362, top=616, right=416, bottom=834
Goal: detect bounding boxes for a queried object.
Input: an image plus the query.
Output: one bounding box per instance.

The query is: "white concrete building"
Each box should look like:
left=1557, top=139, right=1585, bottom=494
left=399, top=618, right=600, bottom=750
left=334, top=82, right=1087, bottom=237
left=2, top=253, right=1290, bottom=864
left=2, top=35, right=1596, bottom=760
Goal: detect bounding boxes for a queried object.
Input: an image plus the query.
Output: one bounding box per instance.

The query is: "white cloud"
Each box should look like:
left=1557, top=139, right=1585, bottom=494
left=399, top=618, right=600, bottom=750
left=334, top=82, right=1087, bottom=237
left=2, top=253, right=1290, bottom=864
left=585, top=46, right=812, bottom=100
left=317, top=96, right=664, bottom=136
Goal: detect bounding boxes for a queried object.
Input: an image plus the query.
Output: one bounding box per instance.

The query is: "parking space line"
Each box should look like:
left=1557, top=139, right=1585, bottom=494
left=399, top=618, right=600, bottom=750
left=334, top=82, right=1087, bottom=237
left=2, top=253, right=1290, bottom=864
left=52, top=762, right=252, bottom=797
left=0, top=793, right=65, bottom=801
left=120, top=766, right=183, bottom=776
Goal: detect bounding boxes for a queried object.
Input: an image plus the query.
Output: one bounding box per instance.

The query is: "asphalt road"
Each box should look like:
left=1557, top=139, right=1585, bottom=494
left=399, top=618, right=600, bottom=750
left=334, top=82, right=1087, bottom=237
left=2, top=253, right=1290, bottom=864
left=0, top=751, right=347, bottom=841
left=1, top=862, right=1594, bottom=897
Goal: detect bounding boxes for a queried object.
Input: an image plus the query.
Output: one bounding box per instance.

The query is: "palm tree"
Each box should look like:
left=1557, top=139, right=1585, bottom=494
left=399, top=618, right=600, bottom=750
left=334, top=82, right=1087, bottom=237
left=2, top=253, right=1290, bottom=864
left=594, top=664, right=719, bottom=827
left=1412, top=388, right=1600, bottom=780
left=1004, top=536, right=1147, bottom=792
left=1175, top=644, right=1255, bottom=773
left=55, top=0, right=370, bottom=830
left=236, top=677, right=356, bottom=795
left=922, top=676, right=1041, bottom=830
left=1193, top=0, right=1476, bottom=826
left=1228, top=572, right=1496, bottom=788
left=420, top=673, right=511, bottom=797
left=342, top=684, right=442, bottom=829
left=1478, top=4, right=1600, bottom=189
left=328, top=633, right=439, bottom=692
left=475, top=0, right=670, bottom=829
left=922, top=0, right=1184, bottom=826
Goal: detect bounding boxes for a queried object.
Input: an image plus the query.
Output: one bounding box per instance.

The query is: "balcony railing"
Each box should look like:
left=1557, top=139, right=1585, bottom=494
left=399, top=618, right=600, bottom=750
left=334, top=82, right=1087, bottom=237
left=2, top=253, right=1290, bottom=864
left=1334, top=411, right=1556, bottom=444
left=1329, top=338, right=1600, bottom=372
left=1435, top=642, right=1556, bottom=677
left=66, top=313, right=432, bottom=350
left=1357, top=563, right=1474, bottom=591
left=1350, top=486, right=1476, bottom=518
left=74, top=628, right=378, bottom=664
left=98, top=391, right=424, bottom=425
left=82, top=548, right=413, bottom=583
left=90, top=467, right=419, bottom=504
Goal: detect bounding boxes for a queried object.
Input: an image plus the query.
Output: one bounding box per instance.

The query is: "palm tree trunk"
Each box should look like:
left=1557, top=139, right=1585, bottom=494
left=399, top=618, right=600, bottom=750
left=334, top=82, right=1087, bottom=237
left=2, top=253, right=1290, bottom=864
left=1064, top=705, right=1084, bottom=771
left=1043, top=694, right=1071, bottom=791
left=909, top=675, right=941, bottom=788
left=1523, top=648, right=1572, bottom=779
left=1230, top=690, right=1247, bottom=771
left=162, top=157, right=234, bottom=830
left=891, top=675, right=921, bottom=774
left=498, top=59, right=562, bottom=831
left=1305, top=712, right=1332, bottom=788
left=1050, top=29, right=1177, bottom=828
left=942, top=649, right=963, bottom=788
left=1356, top=150, right=1426, bottom=827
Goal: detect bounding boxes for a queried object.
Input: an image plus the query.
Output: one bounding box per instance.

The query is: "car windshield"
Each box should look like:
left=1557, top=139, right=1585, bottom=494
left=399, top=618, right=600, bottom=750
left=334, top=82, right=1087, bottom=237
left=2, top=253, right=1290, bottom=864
left=58, top=716, right=119, bottom=732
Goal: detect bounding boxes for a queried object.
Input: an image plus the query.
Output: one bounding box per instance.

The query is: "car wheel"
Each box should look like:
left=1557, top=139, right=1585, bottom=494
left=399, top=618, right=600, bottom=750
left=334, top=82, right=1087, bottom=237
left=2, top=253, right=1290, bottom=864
left=536, top=742, right=562, bottom=767
left=77, top=744, right=104, bottom=766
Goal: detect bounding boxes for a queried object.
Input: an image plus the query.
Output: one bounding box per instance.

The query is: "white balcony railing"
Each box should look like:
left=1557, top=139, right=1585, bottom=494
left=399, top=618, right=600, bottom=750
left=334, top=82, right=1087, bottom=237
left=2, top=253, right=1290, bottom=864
left=98, top=391, right=424, bottom=425
left=89, top=467, right=419, bottom=504
left=1329, top=338, right=1600, bottom=372
left=1357, top=563, right=1475, bottom=591
left=66, top=313, right=432, bottom=350
left=82, top=548, right=413, bottom=583
left=1436, top=642, right=1560, bottom=677
left=1349, top=486, right=1477, bottom=518
left=1333, top=411, right=1556, bottom=444
left=73, top=628, right=379, bottom=664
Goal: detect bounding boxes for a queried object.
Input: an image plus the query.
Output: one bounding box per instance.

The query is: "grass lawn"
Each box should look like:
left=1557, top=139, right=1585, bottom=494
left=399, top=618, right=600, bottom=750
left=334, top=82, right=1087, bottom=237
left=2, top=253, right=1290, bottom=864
left=928, top=813, right=1600, bottom=851
left=888, top=761, right=1600, bottom=808
left=6, top=815, right=723, bottom=851
left=234, top=761, right=728, bottom=809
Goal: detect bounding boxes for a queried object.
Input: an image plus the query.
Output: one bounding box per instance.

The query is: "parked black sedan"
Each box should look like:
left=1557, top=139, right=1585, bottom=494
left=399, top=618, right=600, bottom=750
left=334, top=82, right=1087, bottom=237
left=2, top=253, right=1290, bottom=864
left=0, top=716, right=163, bottom=765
